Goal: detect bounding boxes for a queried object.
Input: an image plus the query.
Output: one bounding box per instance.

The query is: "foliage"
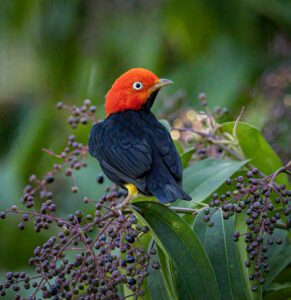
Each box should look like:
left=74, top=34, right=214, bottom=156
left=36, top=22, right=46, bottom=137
left=0, top=98, right=290, bottom=299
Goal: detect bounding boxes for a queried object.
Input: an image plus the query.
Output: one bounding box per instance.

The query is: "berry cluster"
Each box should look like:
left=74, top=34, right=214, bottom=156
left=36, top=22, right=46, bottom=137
left=17, top=133, right=89, bottom=220
left=0, top=181, right=159, bottom=299
left=198, top=93, right=229, bottom=118
left=57, top=99, right=98, bottom=129
left=203, top=166, right=291, bottom=291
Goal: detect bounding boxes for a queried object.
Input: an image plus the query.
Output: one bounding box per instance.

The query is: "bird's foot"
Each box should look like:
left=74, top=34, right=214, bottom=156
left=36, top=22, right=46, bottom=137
left=115, top=194, right=132, bottom=214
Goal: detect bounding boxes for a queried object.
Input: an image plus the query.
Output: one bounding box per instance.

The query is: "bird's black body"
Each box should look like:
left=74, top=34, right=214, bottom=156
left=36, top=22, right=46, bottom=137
left=89, top=90, right=191, bottom=204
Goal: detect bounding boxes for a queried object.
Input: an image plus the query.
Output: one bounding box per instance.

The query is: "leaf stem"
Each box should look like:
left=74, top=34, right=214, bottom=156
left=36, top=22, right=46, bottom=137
left=233, top=106, right=245, bottom=139
left=170, top=206, right=200, bottom=214
left=274, top=223, right=290, bottom=230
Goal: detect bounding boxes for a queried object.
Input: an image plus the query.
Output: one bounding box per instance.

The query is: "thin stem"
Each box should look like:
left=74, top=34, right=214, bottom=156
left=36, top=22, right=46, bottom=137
left=274, top=223, right=289, bottom=230
left=42, top=148, right=62, bottom=158
left=270, top=164, right=291, bottom=187
left=92, top=218, right=114, bottom=245
left=172, top=127, right=211, bottom=138
left=170, top=207, right=200, bottom=214
left=233, top=106, right=245, bottom=139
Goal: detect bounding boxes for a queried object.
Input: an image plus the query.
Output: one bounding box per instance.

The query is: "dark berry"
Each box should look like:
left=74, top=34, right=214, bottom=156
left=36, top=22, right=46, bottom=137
left=125, top=235, right=135, bottom=244
left=127, top=278, right=136, bottom=285
left=45, top=175, right=54, bottom=183
left=22, top=214, right=29, bottom=222
left=251, top=285, right=258, bottom=292
left=198, top=93, right=206, bottom=100
left=233, top=231, right=240, bottom=237
left=237, top=176, right=244, bottom=182
left=126, top=256, right=135, bottom=264
left=18, top=223, right=25, bottom=230
left=97, top=174, right=104, bottom=184
left=212, top=193, right=218, bottom=199
left=71, top=186, right=78, bottom=193
left=56, top=102, right=63, bottom=109
left=246, top=171, right=253, bottom=178
left=226, top=179, right=232, bottom=185
left=50, top=286, right=58, bottom=296
left=203, top=216, right=210, bottom=222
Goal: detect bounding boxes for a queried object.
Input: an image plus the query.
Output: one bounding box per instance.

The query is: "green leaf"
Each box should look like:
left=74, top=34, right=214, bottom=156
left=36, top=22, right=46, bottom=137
left=157, top=245, right=178, bottom=299
left=133, top=201, right=220, bottom=300
left=264, top=283, right=291, bottom=300
left=193, top=209, right=247, bottom=300
left=180, top=148, right=195, bottom=169
left=264, top=245, right=291, bottom=290
left=173, top=140, right=184, bottom=156
left=262, top=228, right=289, bottom=268
left=147, top=241, right=174, bottom=300
left=177, top=158, right=249, bottom=208
left=234, top=209, right=262, bottom=300
left=159, top=119, right=171, bottom=132
left=221, top=122, right=288, bottom=185
left=265, top=282, right=291, bottom=292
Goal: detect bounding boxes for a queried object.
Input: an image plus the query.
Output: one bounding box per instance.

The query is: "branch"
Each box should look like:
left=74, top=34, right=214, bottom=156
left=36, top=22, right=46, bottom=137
left=172, top=127, right=211, bottom=138
left=270, top=163, right=291, bottom=187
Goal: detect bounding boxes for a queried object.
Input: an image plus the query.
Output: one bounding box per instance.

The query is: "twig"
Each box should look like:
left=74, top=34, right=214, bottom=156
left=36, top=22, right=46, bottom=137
left=42, top=148, right=62, bottom=158
left=233, top=106, right=245, bottom=139
left=172, top=127, right=210, bottom=138
left=270, top=164, right=291, bottom=187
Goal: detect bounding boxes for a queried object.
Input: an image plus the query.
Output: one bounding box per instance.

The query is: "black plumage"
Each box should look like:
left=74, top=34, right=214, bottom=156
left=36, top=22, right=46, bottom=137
left=89, top=97, right=191, bottom=204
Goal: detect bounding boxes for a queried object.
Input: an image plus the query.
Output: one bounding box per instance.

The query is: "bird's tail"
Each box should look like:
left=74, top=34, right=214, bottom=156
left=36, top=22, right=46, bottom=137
left=150, top=182, right=191, bottom=204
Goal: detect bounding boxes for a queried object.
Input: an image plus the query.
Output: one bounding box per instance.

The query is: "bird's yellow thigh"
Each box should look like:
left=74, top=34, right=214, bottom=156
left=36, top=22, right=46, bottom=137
left=124, top=184, right=138, bottom=197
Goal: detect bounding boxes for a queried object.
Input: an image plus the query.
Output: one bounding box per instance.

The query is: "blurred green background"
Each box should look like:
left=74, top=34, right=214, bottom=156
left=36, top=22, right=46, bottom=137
left=0, top=0, right=290, bottom=293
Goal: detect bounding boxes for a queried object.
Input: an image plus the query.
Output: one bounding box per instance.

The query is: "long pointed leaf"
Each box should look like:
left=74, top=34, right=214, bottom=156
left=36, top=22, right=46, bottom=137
left=147, top=240, right=173, bottom=300
left=194, top=209, right=247, bottom=299
left=157, top=245, right=177, bottom=299
left=133, top=201, right=220, bottom=300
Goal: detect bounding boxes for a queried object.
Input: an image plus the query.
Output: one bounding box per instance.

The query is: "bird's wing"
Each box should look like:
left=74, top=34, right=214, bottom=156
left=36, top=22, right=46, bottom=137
left=154, top=124, right=183, bottom=183
left=89, top=121, right=152, bottom=179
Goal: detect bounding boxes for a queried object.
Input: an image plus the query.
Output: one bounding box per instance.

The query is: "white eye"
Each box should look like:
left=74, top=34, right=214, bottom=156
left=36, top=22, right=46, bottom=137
left=132, top=81, right=143, bottom=90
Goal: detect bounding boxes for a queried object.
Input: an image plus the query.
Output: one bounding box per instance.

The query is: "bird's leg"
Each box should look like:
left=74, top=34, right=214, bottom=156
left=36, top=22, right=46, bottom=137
left=115, top=184, right=139, bottom=213
left=122, top=184, right=139, bottom=208
left=122, top=193, right=132, bottom=208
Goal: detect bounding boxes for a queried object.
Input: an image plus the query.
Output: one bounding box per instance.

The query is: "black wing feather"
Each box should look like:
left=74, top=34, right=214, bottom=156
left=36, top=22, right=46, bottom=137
left=144, top=118, right=183, bottom=184
left=89, top=120, right=152, bottom=181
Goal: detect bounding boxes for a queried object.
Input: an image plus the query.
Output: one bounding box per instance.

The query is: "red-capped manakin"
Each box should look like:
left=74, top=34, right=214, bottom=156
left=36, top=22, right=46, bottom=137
left=89, top=68, right=191, bottom=206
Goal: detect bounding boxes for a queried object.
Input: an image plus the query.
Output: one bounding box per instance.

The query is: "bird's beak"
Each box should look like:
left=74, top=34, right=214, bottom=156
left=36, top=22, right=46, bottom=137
left=150, top=78, right=174, bottom=93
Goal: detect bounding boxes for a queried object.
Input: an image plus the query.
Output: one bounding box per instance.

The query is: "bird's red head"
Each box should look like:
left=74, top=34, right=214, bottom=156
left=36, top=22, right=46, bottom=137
left=105, top=68, right=173, bottom=117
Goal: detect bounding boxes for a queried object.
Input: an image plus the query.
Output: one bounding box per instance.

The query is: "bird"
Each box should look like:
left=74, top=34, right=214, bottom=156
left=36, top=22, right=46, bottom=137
left=88, top=68, right=191, bottom=206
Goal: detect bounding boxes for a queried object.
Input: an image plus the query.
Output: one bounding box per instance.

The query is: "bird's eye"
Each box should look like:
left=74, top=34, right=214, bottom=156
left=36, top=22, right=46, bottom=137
left=132, top=81, right=143, bottom=90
